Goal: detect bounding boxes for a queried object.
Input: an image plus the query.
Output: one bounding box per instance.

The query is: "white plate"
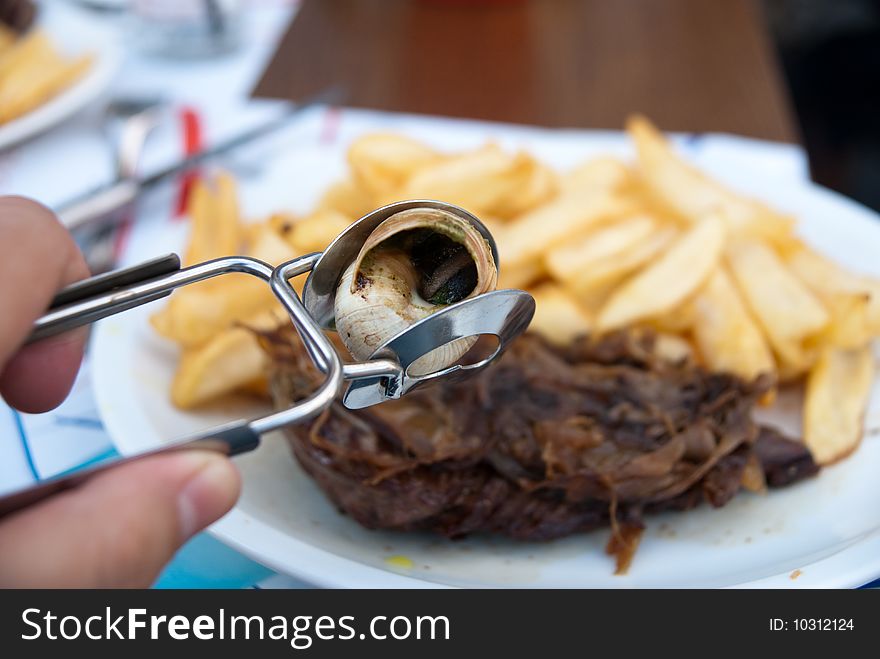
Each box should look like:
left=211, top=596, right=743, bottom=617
left=0, top=20, right=120, bottom=151
left=91, top=118, right=880, bottom=588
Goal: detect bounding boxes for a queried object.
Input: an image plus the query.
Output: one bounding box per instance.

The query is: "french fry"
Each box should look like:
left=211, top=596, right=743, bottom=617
left=653, top=332, right=694, bottom=364
left=399, top=145, right=540, bottom=218
left=813, top=293, right=872, bottom=350
left=787, top=245, right=880, bottom=333
left=0, top=26, right=17, bottom=54
left=0, top=52, right=92, bottom=124
left=213, top=171, right=241, bottom=256
left=726, top=240, right=829, bottom=376
left=262, top=212, right=297, bottom=242
left=545, top=214, right=657, bottom=283
left=563, top=226, right=677, bottom=305
left=348, top=133, right=441, bottom=201
left=501, top=190, right=633, bottom=270
left=560, top=157, right=631, bottom=195
left=691, top=267, right=775, bottom=380
left=317, top=177, right=375, bottom=220
left=804, top=345, right=874, bottom=464
left=490, top=159, right=558, bottom=218
left=183, top=173, right=242, bottom=266
left=528, top=282, right=593, bottom=345
left=289, top=209, right=352, bottom=254
left=247, top=223, right=300, bottom=265
left=154, top=217, right=301, bottom=348
left=182, top=180, right=214, bottom=266
left=646, top=299, right=697, bottom=334
left=171, top=310, right=285, bottom=408
left=151, top=277, right=279, bottom=348
left=627, top=115, right=794, bottom=245
left=0, top=31, right=53, bottom=82
left=596, top=214, right=725, bottom=332
left=498, top=260, right=545, bottom=290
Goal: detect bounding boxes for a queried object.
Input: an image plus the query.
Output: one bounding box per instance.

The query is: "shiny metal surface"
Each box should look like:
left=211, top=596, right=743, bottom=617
left=342, top=288, right=534, bottom=409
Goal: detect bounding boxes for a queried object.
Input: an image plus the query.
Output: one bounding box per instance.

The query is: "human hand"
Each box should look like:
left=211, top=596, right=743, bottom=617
left=0, top=198, right=240, bottom=587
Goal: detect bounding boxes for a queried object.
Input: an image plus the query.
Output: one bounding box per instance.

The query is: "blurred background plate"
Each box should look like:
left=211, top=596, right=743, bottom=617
left=0, top=18, right=120, bottom=150
left=90, top=122, right=880, bottom=588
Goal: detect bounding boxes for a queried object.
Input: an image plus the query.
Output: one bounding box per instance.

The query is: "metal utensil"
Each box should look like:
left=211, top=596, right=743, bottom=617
left=57, top=86, right=345, bottom=232
left=0, top=201, right=534, bottom=517
left=76, top=97, right=166, bottom=274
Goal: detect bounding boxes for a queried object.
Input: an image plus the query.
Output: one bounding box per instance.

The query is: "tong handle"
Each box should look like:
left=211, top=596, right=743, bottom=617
left=29, top=254, right=182, bottom=344
left=0, top=422, right=259, bottom=519
left=4, top=254, right=347, bottom=519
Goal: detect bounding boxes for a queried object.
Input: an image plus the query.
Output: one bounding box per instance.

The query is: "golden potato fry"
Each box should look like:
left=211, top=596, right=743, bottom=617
left=528, top=282, right=593, bottom=345
left=501, top=190, right=633, bottom=271
left=813, top=293, right=872, bottom=350
left=646, top=299, right=697, bottom=334
left=499, top=261, right=545, bottom=290
left=692, top=267, right=775, bottom=380
left=252, top=212, right=298, bottom=247
left=182, top=180, right=213, bottom=266
left=652, top=332, right=695, bottom=364
left=726, top=239, right=829, bottom=374
left=246, top=224, right=307, bottom=296
left=596, top=214, right=725, bottom=332
left=0, top=30, right=53, bottom=81
left=289, top=209, right=352, bottom=254
left=172, top=329, right=266, bottom=408
left=804, top=345, right=874, bottom=465
left=627, top=115, right=794, bottom=245
left=317, top=176, right=375, bottom=220
left=545, top=214, right=656, bottom=283
left=0, top=51, right=92, bottom=124
left=247, top=223, right=299, bottom=265
left=563, top=226, right=677, bottom=306
left=787, top=245, right=880, bottom=334
left=151, top=275, right=281, bottom=348
left=476, top=214, right=506, bottom=240
left=399, top=144, right=538, bottom=218
left=183, top=173, right=242, bottom=266
left=238, top=377, right=271, bottom=398
left=348, top=133, right=441, bottom=200
left=560, top=157, right=631, bottom=195
left=0, top=26, right=17, bottom=53
left=171, top=310, right=284, bottom=409
left=213, top=171, right=241, bottom=254
left=489, top=159, right=558, bottom=218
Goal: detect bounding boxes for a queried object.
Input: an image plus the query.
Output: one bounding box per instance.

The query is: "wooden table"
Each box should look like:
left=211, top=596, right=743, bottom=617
left=254, top=0, right=798, bottom=142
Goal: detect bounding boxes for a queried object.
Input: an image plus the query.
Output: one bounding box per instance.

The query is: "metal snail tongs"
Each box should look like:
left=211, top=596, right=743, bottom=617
left=0, top=200, right=535, bottom=517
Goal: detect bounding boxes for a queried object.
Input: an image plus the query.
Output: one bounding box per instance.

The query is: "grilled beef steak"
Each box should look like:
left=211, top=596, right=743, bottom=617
left=261, top=328, right=819, bottom=572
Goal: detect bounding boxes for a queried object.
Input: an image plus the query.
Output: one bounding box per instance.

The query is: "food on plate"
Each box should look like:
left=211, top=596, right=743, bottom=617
left=151, top=173, right=298, bottom=405
left=151, top=117, right=880, bottom=570
left=262, top=325, right=818, bottom=574
left=527, top=282, right=592, bottom=346
left=804, top=345, right=874, bottom=465
left=594, top=214, right=725, bottom=332
left=691, top=268, right=774, bottom=382
left=334, top=206, right=497, bottom=373
left=0, top=25, right=93, bottom=124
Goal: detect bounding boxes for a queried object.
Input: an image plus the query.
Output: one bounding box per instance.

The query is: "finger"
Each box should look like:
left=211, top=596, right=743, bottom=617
left=0, top=451, right=241, bottom=588
left=0, top=329, right=87, bottom=413
left=0, top=197, right=90, bottom=411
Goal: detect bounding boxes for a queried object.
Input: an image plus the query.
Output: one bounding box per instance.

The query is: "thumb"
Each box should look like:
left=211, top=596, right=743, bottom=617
left=0, top=450, right=240, bottom=588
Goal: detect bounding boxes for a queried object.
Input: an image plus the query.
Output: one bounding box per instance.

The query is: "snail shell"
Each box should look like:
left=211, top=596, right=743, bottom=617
left=334, top=207, right=498, bottom=376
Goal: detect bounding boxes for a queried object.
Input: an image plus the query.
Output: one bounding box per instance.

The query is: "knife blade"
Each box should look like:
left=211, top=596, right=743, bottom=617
left=57, top=86, right=345, bottom=232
